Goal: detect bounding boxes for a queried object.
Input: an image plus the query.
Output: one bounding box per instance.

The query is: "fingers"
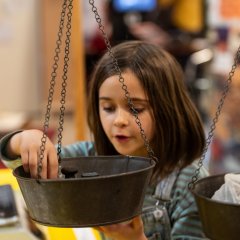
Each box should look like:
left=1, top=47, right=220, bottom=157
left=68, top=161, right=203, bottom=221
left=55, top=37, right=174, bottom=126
left=97, top=216, right=144, bottom=239
left=28, top=148, right=39, bottom=178
left=40, top=151, right=48, bottom=179
left=21, top=147, right=46, bottom=179
left=93, top=227, right=105, bottom=233
left=21, top=148, right=30, bottom=173
left=47, top=148, right=58, bottom=179
left=118, top=219, right=133, bottom=226
left=132, top=216, right=143, bottom=229
left=20, top=140, right=58, bottom=179
left=99, top=219, right=133, bottom=234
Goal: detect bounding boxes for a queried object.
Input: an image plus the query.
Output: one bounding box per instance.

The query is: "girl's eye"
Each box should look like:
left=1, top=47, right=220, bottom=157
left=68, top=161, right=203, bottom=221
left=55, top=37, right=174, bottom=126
left=135, top=108, right=145, bottom=113
left=130, top=107, right=145, bottom=114
left=103, top=106, right=115, bottom=112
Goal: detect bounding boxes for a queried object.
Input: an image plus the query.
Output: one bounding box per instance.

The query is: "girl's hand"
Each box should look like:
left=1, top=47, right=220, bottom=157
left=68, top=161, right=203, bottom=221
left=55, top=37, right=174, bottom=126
left=95, top=216, right=147, bottom=240
left=6, top=129, right=58, bottom=179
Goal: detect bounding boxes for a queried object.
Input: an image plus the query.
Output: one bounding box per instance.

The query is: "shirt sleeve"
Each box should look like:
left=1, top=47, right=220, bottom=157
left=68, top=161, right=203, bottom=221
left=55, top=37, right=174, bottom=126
left=168, top=163, right=209, bottom=239
left=59, top=141, right=96, bottom=158
left=0, top=130, right=23, bottom=169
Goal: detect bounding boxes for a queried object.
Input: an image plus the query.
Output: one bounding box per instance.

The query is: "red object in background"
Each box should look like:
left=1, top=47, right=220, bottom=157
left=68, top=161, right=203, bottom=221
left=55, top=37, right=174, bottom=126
left=211, top=138, right=224, bottom=162
left=0, top=160, right=5, bottom=169
left=89, top=32, right=107, bottom=54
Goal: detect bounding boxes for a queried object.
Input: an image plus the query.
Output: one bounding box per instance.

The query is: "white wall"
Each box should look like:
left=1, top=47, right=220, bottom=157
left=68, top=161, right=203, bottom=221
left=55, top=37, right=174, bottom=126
left=0, top=0, right=40, bottom=113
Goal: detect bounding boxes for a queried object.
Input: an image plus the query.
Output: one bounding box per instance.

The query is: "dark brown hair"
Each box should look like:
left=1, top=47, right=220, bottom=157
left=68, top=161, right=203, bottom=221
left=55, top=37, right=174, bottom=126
left=87, top=40, right=205, bottom=180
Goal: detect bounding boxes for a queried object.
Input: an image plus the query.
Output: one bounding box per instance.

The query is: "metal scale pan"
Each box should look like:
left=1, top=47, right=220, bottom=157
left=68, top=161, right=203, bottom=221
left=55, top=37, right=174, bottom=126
left=192, top=173, right=240, bottom=240
left=13, top=156, right=155, bottom=227
left=190, top=38, right=240, bottom=239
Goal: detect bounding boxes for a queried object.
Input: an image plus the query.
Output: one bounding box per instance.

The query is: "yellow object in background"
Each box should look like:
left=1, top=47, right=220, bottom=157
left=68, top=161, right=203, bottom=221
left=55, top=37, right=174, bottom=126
left=0, top=169, right=102, bottom=240
left=47, top=227, right=102, bottom=240
left=47, top=228, right=77, bottom=240
left=0, top=169, right=19, bottom=190
left=158, top=0, right=203, bottom=33
left=172, top=0, right=203, bottom=33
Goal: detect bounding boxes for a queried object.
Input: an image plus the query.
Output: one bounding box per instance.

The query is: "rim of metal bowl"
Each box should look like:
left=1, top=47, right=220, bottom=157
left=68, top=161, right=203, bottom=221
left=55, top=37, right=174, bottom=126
left=13, top=156, right=156, bottom=183
left=191, top=173, right=240, bottom=207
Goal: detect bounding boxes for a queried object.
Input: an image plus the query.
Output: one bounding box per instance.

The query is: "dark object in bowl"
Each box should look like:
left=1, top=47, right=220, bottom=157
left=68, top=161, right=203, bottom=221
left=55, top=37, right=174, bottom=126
left=13, top=155, right=155, bottom=228
left=192, top=173, right=240, bottom=240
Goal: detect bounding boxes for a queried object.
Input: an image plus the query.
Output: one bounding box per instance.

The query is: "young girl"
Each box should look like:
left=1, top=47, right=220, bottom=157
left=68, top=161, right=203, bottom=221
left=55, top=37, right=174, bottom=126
left=0, top=41, right=208, bottom=239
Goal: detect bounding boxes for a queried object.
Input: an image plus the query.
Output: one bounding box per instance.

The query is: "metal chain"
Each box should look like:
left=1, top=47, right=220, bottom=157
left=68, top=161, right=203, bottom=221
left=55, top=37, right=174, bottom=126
left=56, top=0, right=73, bottom=168
left=37, top=0, right=72, bottom=179
left=88, top=0, right=240, bottom=187
left=188, top=45, right=240, bottom=190
left=37, top=0, right=240, bottom=184
left=38, top=0, right=68, bottom=179
left=88, top=0, right=157, bottom=162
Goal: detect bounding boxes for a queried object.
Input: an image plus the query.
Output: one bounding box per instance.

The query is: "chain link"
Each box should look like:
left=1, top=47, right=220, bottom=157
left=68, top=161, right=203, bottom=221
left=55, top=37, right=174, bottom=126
left=89, top=0, right=240, bottom=187
left=56, top=0, right=73, bottom=167
left=88, top=0, right=157, bottom=162
left=188, top=45, right=240, bottom=189
left=37, top=0, right=240, bottom=183
left=38, top=0, right=73, bottom=179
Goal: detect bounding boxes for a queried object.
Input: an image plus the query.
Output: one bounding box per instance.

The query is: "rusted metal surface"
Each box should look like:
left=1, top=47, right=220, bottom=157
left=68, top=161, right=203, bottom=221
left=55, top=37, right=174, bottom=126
left=13, top=156, right=155, bottom=227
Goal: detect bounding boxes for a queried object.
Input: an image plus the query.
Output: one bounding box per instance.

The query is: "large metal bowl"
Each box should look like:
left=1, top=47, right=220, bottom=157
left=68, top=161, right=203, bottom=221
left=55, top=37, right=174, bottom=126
left=192, top=173, right=240, bottom=240
left=13, top=155, right=155, bottom=227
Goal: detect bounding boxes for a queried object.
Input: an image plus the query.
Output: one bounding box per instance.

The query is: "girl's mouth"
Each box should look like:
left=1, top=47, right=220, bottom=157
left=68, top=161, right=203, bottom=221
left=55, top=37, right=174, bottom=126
left=115, top=135, right=130, bottom=142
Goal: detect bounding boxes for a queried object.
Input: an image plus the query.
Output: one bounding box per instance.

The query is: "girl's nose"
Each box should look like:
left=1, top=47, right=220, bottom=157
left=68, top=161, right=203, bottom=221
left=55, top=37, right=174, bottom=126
left=113, top=109, right=129, bottom=127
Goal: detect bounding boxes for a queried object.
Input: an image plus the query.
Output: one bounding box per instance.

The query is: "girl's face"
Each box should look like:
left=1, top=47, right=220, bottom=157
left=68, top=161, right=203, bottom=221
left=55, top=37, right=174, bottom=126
left=99, top=69, right=155, bottom=157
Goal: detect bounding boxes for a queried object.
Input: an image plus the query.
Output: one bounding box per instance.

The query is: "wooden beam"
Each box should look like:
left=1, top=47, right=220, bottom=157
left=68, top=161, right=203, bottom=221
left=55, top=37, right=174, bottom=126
left=71, top=0, right=88, bottom=140
left=41, top=0, right=87, bottom=141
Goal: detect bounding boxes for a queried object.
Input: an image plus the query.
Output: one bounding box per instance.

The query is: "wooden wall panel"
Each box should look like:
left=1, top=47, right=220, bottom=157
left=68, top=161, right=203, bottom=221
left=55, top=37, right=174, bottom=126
left=40, top=0, right=87, bottom=140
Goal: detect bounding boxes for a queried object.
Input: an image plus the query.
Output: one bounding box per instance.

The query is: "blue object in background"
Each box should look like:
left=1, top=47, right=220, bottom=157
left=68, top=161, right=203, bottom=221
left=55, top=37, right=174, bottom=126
left=113, top=0, right=157, bottom=12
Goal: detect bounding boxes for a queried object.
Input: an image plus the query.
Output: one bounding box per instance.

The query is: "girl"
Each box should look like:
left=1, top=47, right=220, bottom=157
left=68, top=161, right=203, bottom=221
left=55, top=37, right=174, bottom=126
left=0, top=41, right=208, bottom=239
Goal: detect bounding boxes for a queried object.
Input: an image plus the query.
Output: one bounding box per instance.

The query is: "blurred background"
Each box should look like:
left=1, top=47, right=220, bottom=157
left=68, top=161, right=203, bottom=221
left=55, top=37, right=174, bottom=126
left=1, top=0, right=240, bottom=174
left=0, top=0, right=240, bottom=239
left=1, top=0, right=240, bottom=173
